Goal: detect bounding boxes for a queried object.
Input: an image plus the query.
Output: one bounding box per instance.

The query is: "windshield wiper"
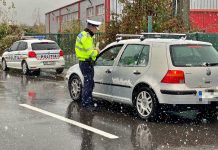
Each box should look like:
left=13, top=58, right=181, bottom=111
left=208, top=63, right=218, bottom=66
left=202, top=62, right=218, bottom=66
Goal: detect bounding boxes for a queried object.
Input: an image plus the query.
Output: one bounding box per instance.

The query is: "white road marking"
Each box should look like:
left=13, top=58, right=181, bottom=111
left=19, top=104, right=119, bottom=139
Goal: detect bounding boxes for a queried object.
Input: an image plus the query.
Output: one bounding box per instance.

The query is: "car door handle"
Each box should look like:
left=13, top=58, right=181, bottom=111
left=105, top=69, right=112, bottom=73
left=133, top=70, right=141, bottom=75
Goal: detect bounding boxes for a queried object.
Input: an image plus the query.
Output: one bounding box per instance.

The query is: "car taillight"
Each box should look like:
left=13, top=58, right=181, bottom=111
left=28, top=51, right=36, bottom=58
left=161, top=70, right=185, bottom=84
left=60, top=50, right=64, bottom=57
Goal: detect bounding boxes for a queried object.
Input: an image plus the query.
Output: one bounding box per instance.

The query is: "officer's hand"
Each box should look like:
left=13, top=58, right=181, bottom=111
left=96, top=47, right=100, bottom=53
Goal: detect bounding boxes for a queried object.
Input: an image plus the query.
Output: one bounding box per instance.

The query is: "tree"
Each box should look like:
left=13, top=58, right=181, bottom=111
left=118, top=0, right=181, bottom=33
left=0, top=23, right=22, bottom=55
left=102, top=0, right=189, bottom=47
left=62, top=20, right=80, bottom=33
left=0, top=0, right=16, bottom=24
left=32, top=23, right=45, bottom=33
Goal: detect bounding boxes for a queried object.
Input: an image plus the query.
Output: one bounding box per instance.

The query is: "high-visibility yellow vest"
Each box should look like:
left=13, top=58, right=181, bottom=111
left=75, top=31, right=99, bottom=61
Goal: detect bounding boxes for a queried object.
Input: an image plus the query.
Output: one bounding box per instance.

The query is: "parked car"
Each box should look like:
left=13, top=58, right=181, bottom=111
left=1, top=37, right=65, bottom=75
left=66, top=33, right=218, bottom=120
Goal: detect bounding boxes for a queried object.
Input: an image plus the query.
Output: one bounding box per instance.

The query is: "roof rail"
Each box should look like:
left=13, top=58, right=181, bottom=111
left=115, top=33, right=187, bottom=42
left=116, top=34, right=143, bottom=42
left=140, top=33, right=187, bottom=40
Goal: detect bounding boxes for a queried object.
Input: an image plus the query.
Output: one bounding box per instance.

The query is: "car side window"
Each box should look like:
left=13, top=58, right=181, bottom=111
left=17, top=42, right=27, bottom=51
left=119, top=44, right=149, bottom=66
left=137, top=45, right=150, bottom=66
left=10, top=42, right=19, bottom=51
left=95, top=45, right=123, bottom=66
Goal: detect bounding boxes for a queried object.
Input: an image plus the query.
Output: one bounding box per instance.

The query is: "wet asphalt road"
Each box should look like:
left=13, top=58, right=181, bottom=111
left=0, top=70, right=218, bottom=150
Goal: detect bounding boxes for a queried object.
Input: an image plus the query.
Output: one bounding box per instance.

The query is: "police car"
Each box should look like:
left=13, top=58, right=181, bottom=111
left=1, top=36, right=65, bottom=75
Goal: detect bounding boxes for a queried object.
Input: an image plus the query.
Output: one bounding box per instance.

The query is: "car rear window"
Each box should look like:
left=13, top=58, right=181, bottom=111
left=170, top=44, right=218, bottom=67
left=31, top=42, right=60, bottom=50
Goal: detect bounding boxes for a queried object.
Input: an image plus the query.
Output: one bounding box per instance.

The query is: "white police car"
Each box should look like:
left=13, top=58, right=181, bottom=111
left=1, top=36, right=65, bottom=75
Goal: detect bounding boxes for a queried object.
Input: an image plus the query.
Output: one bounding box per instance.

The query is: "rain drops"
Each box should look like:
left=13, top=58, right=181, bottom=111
left=4, top=126, right=8, bottom=131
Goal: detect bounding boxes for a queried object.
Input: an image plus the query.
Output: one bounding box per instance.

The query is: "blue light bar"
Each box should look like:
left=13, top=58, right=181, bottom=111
left=33, top=36, right=46, bottom=40
left=21, top=35, right=46, bottom=40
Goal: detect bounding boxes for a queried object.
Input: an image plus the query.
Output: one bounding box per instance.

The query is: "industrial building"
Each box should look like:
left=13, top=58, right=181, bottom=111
left=190, top=0, right=218, bottom=32
left=45, top=0, right=218, bottom=33
left=45, top=0, right=122, bottom=33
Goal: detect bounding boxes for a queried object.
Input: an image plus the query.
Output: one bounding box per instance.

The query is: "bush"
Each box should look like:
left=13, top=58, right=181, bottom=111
left=0, top=35, right=19, bottom=55
left=0, top=23, right=24, bottom=55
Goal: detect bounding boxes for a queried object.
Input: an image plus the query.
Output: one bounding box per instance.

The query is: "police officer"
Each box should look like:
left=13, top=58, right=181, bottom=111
left=75, top=19, right=101, bottom=108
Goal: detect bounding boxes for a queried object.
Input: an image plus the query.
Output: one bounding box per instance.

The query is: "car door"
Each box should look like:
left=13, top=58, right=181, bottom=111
left=15, top=41, right=28, bottom=68
left=93, top=44, right=124, bottom=101
left=111, top=44, right=150, bottom=103
left=6, top=42, right=19, bottom=68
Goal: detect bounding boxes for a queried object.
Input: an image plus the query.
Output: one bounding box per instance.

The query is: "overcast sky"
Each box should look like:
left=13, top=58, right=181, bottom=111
left=7, top=0, right=76, bottom=25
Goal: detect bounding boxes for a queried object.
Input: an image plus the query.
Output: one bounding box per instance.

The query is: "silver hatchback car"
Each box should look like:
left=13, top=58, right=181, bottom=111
left=66, top=33, right=218, bottom=120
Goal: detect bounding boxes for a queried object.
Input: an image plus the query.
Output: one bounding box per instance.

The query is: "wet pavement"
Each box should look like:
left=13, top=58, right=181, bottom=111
left=0, top=70, right=218, bottom=150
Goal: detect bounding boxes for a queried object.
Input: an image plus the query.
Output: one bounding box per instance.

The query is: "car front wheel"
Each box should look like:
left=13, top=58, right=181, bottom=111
left=68, top=75, right=82, bottom=101
left=2, top=59, right=9, bottom=71
left=134, top=87, right=159, bottom=121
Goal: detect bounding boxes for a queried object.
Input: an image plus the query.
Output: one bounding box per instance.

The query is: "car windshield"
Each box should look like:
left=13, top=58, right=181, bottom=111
left=31, top=42, right=60, bottom=50
left=170, top=44, right=218, bottom=67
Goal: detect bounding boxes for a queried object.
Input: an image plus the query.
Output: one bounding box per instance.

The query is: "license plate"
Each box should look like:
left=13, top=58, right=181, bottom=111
left=198, top=89, right=218, bottom=99
left=43, top=61, right=55, bottom=65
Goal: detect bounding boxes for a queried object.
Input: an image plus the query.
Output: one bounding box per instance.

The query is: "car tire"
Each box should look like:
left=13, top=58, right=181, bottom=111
left=22, top=61, right=29, bottom=75
left=68, top=74, right=82, bottom=101
left=56, top=68, right=64, bottom=74
left=134, top=87, right=159, bottom=121
left=2, top=59, right=9, bottom=71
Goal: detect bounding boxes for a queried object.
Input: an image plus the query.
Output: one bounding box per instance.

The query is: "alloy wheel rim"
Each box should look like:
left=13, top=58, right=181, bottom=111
left=136, top=91, right=153, bottom=117
left=70, top=78, right=81, bottom=99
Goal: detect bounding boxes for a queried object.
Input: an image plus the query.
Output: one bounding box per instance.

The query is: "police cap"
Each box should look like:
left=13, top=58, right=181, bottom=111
left=87, top=19, right=101, bottom=30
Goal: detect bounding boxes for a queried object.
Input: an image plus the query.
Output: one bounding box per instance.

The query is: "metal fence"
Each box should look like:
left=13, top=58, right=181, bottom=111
left=25, top=32, right=218, bottom=68
left=187, top=33, right=218, bottom=50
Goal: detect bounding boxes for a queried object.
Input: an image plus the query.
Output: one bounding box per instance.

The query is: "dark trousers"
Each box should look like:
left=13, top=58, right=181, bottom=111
left=79, top=61, right=94, bottom=107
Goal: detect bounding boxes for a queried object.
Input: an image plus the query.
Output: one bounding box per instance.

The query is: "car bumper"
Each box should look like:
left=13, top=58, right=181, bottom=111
left=27, top=58, right=65, bottom=69
left=159, top=89, right=218, bottom=105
